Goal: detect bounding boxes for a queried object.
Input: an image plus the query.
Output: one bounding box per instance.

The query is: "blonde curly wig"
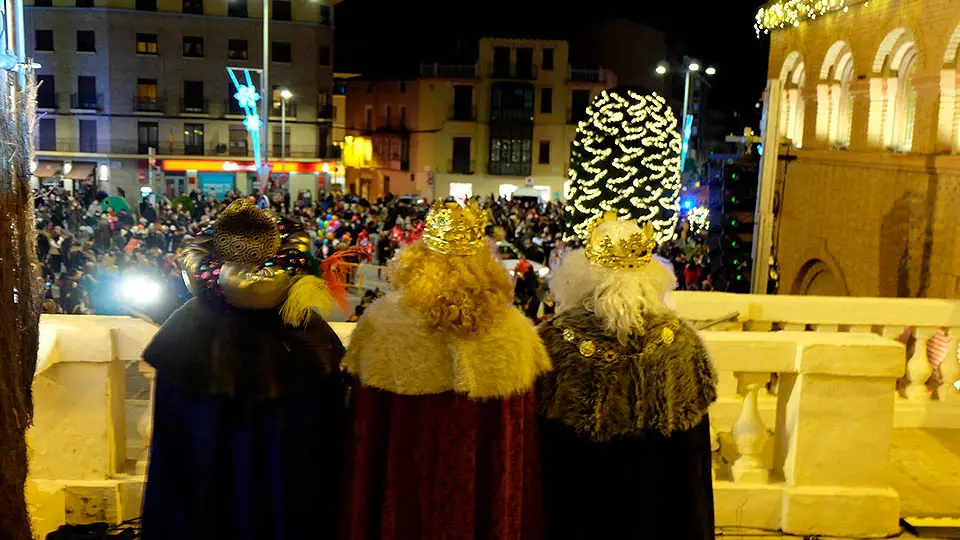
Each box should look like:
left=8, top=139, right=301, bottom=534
left=390, top=240, right=513, bottom=335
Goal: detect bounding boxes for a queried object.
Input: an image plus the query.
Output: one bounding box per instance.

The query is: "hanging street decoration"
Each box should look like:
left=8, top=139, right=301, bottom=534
left=754, top=0, right=867, bottom=37
left=227, top=68, right=263, bottom=169
left=564, top=89, right=682, bottom=244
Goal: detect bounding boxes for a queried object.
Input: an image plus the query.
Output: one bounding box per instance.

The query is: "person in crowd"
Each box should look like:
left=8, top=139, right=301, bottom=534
left=536, top=215, right=717, bottom=539
left=140, top=200, right=348, bottom=540
left=340, top=200, right=550, bottom=540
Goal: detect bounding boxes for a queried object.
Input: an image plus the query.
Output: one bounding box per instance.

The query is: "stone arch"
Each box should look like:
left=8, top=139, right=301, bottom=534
left=940, top=23, right=960, bottom=151
left=818, top=41, right=855, bottom=146
left=791, top=258, right=849, bottom=296
left=869, top=28, right=919, bottom=150
left=779, top=51, right=806, bottom=148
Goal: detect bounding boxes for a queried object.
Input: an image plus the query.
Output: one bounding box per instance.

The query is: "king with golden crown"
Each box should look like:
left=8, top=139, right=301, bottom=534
left=340, top=199, right=550, bottom=540
left=537, top=213, right=718, bottom=539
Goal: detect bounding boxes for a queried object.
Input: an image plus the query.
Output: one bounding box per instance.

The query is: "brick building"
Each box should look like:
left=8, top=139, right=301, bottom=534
left=761, top=0, right=960, bottom=298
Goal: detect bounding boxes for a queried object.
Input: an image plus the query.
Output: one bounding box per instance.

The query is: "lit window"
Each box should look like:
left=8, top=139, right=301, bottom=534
left=136, top=33, right=158, bottom=55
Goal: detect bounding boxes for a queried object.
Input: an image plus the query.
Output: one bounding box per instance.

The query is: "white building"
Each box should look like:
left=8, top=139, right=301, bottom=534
left=26, top=0, right=338, bottom=202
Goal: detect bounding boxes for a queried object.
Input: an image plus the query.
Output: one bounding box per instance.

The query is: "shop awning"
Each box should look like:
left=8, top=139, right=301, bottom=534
left=65, top=162, right=96, bottom=180
left=32, top=161, right=59, bottom=178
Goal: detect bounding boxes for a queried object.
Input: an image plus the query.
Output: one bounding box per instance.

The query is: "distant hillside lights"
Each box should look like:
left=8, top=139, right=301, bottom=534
left=754, top=0, right=868, bottom=36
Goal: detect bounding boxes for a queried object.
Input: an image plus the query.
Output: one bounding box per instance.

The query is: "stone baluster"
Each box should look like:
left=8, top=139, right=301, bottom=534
left=941, top=328, right=960, bottom=401
left=136, top=361, right=156, bottom=476
left=731, top=373, right=770, bottom=483
left=906, top=327, right=936, bottom=401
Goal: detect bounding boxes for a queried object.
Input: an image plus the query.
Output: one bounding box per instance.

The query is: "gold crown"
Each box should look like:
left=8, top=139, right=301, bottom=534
left=584, top=213, right=657, bottom=270
left=423, top=200, right=488, bottom=256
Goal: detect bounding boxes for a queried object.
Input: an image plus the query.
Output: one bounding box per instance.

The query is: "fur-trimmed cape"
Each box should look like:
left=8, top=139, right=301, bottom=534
left=537, top=306, right=716, bottom=441
left=343, top=293, right=551, bottom=398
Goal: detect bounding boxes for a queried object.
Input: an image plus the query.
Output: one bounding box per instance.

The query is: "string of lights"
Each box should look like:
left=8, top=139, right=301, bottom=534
left=754, top=0, right=868, bottom=36
left=565, top=89, right=682, bottom=243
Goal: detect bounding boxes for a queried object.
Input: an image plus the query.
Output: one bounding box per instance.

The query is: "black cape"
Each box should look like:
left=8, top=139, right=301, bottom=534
left=537, top=307, right=717, bottom=540
left=140, top=298, right=346, bottom=540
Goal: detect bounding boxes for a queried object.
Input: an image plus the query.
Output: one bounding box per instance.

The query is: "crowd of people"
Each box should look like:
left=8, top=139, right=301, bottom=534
left=33, top=183, right=718, bottom=322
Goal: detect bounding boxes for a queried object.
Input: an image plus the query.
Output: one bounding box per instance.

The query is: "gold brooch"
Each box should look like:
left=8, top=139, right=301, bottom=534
left=661, top=327, right=675, bottom=345
left=562, top=328, right=576, bottom=342
left=579, top=340, right=597, bottom=357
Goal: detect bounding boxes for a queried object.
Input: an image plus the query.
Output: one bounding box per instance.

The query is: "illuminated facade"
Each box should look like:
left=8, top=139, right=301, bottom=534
left=762, top=0, right=960, bottom=298
left=341, top=38, right=615, bottom=201
left=26, top=0, right=337, bottom=200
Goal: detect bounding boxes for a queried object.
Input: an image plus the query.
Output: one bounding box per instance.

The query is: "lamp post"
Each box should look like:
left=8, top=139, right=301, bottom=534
left=280, top=88, right=292, bottom=161
left=655, top=59, right=716, bottom=168
left=259, top=0, right=270, bottom=192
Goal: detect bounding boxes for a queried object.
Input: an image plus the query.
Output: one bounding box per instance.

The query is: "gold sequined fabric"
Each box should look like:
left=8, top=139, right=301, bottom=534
left=213, top=199, right=281, bottom=266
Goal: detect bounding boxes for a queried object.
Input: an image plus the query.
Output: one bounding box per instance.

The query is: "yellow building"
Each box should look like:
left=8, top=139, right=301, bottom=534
left=760, top=0, right=960, bottom=298
left=342, top=38, right=615, bottom=201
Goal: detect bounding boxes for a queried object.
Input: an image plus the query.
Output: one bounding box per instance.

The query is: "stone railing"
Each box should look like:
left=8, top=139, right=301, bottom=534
left=670, top=292, right=960, bottom=429
left=27, top=308, right=908, bottom=538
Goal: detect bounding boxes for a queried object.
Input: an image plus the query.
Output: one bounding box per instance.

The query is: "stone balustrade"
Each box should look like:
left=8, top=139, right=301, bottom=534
left=25, top=295, right=926, bottom=537
left=669, top=292, right=960, bottom=429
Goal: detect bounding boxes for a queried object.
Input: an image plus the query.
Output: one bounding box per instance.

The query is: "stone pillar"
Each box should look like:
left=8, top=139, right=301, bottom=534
left=911, top=73, right=941, bottom=155
left=777, top=333, right=904, bottom=538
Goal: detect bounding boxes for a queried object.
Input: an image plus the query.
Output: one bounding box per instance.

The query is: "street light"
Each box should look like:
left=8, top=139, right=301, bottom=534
left=655, top=64, right=668, bottom=75
left=688, top=62, right=700, bottom=72
left=705, top=66, right=717, bottom=76
left=279, top=88, right=293, bottom=161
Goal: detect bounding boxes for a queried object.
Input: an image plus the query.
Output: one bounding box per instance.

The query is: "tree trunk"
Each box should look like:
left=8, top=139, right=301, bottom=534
left=0, top=67, right=41, bottom=540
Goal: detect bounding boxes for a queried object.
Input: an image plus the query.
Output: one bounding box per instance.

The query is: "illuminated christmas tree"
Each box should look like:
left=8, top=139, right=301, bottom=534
left=564, top=89, right=682, bottom=243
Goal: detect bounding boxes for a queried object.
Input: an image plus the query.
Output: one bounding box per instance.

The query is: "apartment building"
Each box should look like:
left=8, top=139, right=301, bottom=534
left=341, top=38, right=616, bottom=201
left=27, top=0, right=337, bottom=201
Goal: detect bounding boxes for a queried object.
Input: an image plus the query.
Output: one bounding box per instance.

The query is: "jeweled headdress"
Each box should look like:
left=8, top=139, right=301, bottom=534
left=584, top=213, right=657, bottom=270
left=423, top=200, right=488, bottom=256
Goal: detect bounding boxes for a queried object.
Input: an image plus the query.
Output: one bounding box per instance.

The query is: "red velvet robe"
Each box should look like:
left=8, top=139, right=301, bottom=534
left=340, top=383, right=543, bottom=540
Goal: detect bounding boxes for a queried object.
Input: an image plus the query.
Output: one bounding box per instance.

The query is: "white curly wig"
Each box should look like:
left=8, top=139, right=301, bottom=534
left=550, top=219, right=678, bottom=345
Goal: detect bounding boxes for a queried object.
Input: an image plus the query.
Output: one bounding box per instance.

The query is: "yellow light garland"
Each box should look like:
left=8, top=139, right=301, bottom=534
left=754, top=0, right=863, bottom=36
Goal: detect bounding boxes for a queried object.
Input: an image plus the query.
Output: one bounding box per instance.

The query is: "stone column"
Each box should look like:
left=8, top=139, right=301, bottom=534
left=777, top=333, right=904, bottom=538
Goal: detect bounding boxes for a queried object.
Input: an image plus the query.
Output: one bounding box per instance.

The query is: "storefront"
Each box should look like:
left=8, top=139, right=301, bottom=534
left=160, top=159, right=338, bottom=199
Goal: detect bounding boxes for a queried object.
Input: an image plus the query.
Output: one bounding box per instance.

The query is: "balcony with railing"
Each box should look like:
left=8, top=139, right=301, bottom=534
left=37, top=92, right=59, bottom=110
left=269, top=102, right=298, bottom=119
left=448, top=158, right=476, bottom=174
left=488, top=160, right=531, bottom=176
left=133, top=95, right=165, bottom=113
left=419, top=62, right=479, bottom=78
left=179, top=98, right=211, bottom=115
left=489, top=62, right=538, bottom=80
left=317, top=103, right=335, bottom=120
left=70, top=92, right=103, bottom=111
left=449, top=105, right=477, bottom=122
left=27, top=290, right=960, bottom=538
left=568, top=68, right=607, bottom=83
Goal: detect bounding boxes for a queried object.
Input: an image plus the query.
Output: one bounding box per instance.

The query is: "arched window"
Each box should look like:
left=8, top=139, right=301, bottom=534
left=818, top=41, right=854, bottom=147
left=939, top=23, right=960, bottom=151
left=779, top=52, right=806, bottom=148
left=870, top=28, right=918, bottom=151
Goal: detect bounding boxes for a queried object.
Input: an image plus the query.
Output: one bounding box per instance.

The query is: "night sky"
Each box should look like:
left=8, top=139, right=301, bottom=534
left=335, top=0, right=770, bottom=124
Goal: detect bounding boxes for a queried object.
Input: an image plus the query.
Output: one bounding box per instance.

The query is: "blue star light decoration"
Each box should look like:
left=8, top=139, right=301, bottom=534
left=227, top=68, right=264, bottom=167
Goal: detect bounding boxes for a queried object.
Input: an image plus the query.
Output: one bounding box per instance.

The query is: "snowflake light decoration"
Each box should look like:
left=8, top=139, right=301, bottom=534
left=234, top=85, right=260, bottom=109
